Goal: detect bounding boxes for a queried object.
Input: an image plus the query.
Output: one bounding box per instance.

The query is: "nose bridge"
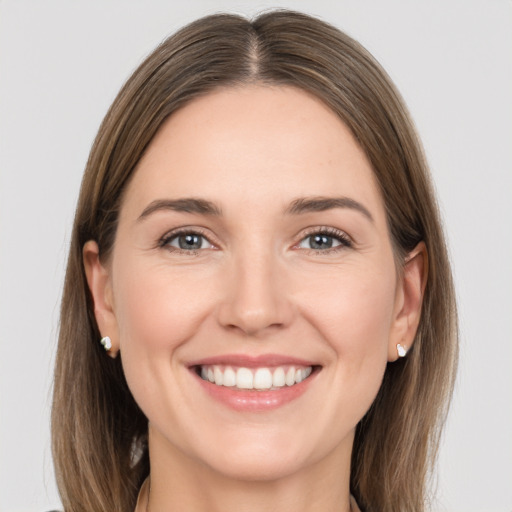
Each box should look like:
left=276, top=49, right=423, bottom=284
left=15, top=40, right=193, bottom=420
left=217, top=240, right=292, bottom=336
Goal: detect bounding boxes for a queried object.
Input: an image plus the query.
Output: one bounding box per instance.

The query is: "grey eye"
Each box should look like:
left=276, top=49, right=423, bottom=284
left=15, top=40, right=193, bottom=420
left=299, top=234, right=342, bottom=250
left=169, top=233, right=211, bottom=250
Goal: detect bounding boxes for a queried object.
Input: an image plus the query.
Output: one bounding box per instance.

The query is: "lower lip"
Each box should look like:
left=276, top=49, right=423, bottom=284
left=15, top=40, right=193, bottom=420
left=192, top=369, right=318, bottom=412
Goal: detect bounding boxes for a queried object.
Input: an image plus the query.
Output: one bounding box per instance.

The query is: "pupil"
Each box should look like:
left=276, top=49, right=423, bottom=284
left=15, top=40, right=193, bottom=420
left=310, top=234, right=332, bottom=249
left=179, top=234, right=201, bottom=250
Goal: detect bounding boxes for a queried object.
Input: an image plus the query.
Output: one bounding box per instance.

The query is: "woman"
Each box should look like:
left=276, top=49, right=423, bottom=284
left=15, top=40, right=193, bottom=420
left=52, top=10, right=458, bottom=512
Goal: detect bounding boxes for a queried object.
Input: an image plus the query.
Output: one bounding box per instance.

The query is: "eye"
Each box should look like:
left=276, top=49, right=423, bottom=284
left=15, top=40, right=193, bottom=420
left=160, top=230, right=215, bottom=252
left=297, top=228, right=352, bottom=252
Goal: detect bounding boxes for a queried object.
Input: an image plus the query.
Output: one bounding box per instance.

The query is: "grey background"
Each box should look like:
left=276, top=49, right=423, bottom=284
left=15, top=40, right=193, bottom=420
left=1, top=1, right=511, bottom=511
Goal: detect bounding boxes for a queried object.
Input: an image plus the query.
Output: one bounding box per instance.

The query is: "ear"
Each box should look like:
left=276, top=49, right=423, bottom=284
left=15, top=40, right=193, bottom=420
left=388, top=242, right=428, bottom=362
left=83, top=240, right=119, bottom=358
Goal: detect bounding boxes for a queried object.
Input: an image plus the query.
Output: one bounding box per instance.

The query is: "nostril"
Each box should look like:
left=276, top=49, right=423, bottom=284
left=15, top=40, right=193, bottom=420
left=215, top=280, right=295, bottom=336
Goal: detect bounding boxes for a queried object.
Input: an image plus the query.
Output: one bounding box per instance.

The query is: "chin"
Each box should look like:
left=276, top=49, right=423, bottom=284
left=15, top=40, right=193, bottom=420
left=189, top=425, right=339, bottom=483
left=204, top=449, right=310, bottom=482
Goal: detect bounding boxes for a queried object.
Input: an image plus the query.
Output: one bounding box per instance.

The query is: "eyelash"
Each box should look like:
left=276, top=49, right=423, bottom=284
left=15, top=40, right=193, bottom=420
left=158, top=226, right=353, bottom=255
left=297, top=226, right=353, bottom=254
left=158, top=227, right=213, bottom=255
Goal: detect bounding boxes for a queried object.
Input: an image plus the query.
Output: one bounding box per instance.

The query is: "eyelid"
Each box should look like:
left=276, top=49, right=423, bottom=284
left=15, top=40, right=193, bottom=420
left=294, top=226, right=353, bottom=251
left=158, top=226, right=218, bottom=252
left=156, top=225, right=353, bottom=254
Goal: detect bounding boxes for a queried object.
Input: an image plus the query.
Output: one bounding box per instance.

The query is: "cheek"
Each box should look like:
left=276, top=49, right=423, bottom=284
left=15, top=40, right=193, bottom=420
left=110, top=257, right=221, bottom=420
left=340, top=275, right=395, bottom=351
left=113, top=260, right=215, bottom=352
left=298, top=264, right=396, bottom=397
left=300, top=262, right=396, bottom=345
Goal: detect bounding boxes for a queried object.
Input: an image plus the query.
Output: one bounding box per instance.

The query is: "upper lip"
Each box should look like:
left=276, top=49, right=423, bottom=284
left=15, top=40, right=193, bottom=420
left=188, top=353, right=319, bottom=368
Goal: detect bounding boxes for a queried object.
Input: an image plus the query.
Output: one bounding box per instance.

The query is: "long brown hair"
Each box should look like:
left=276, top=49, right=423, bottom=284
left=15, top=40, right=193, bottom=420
left=52, top=10, right=458, bottom=512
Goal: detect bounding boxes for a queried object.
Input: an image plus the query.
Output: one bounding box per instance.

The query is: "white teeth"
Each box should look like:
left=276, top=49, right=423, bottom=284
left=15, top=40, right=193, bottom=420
left=272, top=367, right=285, bottom=387
left=198, top=364, right=314, bottom=390
left=223, top=366, right=236, bottom=387
left=295, top=367, right=312, bottom=383
left=285, top=367, right=296, bottom=386
left=236, top=367, right=254, bottom=389
left=214, top=366, right=223, bottom=386
left=254, top=368, right=273, bottom=390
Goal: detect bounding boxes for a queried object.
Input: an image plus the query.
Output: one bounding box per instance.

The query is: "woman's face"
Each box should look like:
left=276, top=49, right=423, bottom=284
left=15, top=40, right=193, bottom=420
left=86, top=85, right=422, bottom=481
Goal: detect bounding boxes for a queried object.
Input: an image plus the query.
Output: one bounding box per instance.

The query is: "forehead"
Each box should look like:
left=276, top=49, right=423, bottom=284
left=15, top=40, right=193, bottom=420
left=122, top=85, right=385, bottom=222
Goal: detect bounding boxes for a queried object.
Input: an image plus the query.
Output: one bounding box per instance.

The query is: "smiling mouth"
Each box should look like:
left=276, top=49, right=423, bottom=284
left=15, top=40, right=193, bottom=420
left=194, top=364, right=316, bottom=391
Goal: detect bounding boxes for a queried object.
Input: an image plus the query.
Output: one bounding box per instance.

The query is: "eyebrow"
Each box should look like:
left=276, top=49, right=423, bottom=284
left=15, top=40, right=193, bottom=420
left=285, top=196, right=374, bottom=222
left=137, top=195, right=373, bottom=222
left=137, top=198, right=222, bottom=221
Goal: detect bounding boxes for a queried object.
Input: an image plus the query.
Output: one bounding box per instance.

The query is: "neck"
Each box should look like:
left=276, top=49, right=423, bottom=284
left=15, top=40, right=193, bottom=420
left=141, top=426, right=354, bottom=512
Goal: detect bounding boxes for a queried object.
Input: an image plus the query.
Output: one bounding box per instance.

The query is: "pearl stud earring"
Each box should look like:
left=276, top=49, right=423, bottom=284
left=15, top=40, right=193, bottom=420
left=396, top=343, right=407, bottom=358
left=100, top=336, right=112, bottom=351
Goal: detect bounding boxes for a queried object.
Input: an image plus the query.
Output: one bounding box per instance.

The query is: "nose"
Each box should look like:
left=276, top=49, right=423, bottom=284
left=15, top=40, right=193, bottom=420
left=216, top=248, right=294, bottom=337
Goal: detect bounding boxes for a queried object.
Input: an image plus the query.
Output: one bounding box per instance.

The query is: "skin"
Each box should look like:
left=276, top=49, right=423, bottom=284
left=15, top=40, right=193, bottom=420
left=84, top=85, right=427, bottom=512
